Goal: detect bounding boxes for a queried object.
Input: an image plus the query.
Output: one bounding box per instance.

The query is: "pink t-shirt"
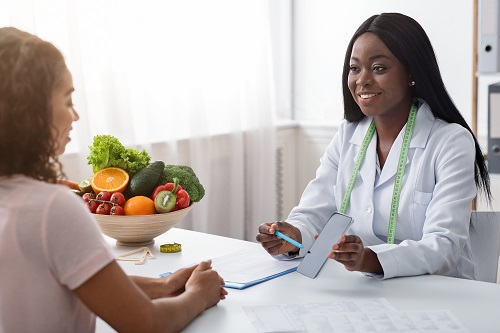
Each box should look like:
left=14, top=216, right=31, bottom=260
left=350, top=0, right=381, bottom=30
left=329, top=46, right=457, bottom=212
left=0, top=175, right=114, bottom=333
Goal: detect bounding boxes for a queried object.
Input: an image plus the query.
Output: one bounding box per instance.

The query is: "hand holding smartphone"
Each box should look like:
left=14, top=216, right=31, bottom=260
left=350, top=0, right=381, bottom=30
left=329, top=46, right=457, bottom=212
left=296, top=212, right=353, bottom=279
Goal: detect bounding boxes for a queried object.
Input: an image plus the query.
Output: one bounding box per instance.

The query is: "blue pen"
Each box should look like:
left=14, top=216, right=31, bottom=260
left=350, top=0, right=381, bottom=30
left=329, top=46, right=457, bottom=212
left=274, top=230, right=304, bottom=249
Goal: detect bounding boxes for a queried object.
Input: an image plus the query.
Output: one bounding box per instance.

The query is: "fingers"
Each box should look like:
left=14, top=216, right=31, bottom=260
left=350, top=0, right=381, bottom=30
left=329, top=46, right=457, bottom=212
left=329, top=250, right=361, bottom=262
left=257, top=222, right=275, bottom=235
left=329, top=238, right=363, bottom=263
left=256, top=223, right=285, bottom=255
left=176, top=264, right=197, bottom=276
left=220, top=287, right=228, bottom=300
left=194, top=260, right=212, bottom=272
left=337, top=234, right=362, bottom=245
left=256, top=222, right=302, bottom=256
left=256, top=221, right=293, bottom=238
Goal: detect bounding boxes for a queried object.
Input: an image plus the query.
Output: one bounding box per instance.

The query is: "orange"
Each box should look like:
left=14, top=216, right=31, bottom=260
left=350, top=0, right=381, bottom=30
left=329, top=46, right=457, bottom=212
left=91, top=167, right=130, bottom=194
left=124, top=196, right=156, bottom=215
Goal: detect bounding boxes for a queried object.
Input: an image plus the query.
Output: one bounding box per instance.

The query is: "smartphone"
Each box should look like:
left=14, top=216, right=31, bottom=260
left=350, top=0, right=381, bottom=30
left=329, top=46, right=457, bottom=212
left=296, top=212, right=353, bottom=279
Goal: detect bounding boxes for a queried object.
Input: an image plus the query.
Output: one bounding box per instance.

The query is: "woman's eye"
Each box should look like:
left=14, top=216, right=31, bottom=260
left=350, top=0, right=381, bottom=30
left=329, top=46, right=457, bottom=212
left=349, top=66, right=359, bottom=73
left=373, top=65, right=386, bottom=72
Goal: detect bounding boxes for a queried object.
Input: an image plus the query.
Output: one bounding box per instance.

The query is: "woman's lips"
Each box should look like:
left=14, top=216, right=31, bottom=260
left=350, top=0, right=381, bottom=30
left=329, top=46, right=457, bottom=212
left=357, top=92, right=380, bottom=105
left=358, top=92, right=380, bottom=99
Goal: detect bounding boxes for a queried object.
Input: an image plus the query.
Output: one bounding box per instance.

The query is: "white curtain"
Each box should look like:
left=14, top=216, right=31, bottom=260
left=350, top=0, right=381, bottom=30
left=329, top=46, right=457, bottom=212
left=2, top=0, right=277, bottom=241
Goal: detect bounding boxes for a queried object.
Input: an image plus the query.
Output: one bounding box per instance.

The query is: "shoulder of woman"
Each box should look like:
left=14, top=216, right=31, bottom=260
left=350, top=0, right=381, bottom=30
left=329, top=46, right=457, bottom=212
left=418, top=101, right=474, bottom=142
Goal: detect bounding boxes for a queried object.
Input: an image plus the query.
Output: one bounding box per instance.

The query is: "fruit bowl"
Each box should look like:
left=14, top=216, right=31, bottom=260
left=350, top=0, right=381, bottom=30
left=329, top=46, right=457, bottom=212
left=94, top=205, right=193, bottom=246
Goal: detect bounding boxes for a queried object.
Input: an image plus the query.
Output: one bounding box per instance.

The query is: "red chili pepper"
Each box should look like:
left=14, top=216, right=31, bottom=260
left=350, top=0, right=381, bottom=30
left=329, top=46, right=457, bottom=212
left=151, top=178, right=190, bottom=210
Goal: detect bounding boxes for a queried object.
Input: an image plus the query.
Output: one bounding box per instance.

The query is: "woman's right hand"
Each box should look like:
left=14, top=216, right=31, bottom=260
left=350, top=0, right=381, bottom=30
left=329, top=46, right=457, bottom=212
left=185, top=260, right=227, bottom=309
left=256, top=221, right=302, bottom=255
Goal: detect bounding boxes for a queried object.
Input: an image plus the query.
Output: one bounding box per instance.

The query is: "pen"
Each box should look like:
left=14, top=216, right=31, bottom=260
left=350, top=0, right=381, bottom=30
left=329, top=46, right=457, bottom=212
left=274, top=230, right=304, bottom=249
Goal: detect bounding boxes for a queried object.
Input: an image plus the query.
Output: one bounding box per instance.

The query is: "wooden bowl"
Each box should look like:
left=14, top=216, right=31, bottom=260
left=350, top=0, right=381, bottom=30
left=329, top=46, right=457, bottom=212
left=94, top=205, right=193, bottom=246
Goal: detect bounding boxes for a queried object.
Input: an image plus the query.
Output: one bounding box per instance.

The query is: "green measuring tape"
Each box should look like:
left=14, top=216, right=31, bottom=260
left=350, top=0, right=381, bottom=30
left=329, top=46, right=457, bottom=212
left=339, top=104, right=418, bottom=244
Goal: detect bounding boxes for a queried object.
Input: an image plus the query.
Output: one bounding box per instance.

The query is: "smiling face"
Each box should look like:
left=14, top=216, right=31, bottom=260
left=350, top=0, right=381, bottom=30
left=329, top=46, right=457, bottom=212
left=51, top=67, right=78, bottom=155
left=348, top=32, right=413, bottom=121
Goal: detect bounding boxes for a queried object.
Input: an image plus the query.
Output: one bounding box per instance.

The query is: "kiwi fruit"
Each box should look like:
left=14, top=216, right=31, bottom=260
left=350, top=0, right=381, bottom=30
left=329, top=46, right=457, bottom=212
left=78, top=176, right=93, bottom=193
left=154, top=190, right=176, bottom=213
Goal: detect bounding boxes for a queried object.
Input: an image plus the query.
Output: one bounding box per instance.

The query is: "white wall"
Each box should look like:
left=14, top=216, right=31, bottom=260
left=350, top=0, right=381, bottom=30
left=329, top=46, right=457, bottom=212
left=293, top=0, right=474, bottom=126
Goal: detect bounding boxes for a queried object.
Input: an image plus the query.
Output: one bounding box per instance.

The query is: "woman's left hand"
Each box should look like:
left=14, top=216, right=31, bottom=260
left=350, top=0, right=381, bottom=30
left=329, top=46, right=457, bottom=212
left=328, top=235, right=383, bottom=274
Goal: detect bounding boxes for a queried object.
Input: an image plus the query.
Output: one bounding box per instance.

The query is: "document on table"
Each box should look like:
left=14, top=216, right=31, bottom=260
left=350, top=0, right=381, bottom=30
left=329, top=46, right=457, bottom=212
left=209, top=248, right=300, bottom=289
left=301, top=310, right=469, bottom=333
left=160, top=247, right=300, bottom=289
left=243, top=298, right=469, bottom=333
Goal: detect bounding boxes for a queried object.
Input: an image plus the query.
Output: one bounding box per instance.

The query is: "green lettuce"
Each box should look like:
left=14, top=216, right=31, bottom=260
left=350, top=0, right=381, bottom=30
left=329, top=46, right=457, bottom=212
left=87, top=135, right=151, bottom=176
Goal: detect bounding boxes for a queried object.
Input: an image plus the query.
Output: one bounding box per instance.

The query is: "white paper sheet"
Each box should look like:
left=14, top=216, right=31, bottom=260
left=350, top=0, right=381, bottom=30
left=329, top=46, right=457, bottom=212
left=243, top=298, right=396, bottom=332
left=302, top=310, right=469, bottom=333
left=210, top=248, right=300, bottom=284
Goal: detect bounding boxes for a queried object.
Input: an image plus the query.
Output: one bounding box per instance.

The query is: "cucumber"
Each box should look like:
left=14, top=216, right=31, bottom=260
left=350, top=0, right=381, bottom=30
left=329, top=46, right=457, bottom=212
left=124, top=161, right=165, bottom=198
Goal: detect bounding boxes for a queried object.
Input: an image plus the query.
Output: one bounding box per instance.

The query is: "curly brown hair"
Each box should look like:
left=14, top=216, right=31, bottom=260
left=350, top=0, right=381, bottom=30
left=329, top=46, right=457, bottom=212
left=0, top=27, right=68, bottom=183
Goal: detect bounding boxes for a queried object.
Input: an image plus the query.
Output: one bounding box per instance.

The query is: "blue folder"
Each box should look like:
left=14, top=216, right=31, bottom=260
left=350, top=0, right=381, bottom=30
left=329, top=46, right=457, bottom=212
left=160, top=267, right=297, bottom=290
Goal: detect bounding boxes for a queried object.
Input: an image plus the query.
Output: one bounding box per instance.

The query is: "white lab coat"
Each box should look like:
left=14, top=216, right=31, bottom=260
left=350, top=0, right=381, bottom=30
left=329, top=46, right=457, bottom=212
left=288, top=100, right=477, bottom=280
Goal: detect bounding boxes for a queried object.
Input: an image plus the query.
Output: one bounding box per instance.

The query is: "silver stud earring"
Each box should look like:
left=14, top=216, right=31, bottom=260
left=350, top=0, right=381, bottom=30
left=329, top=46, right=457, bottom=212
left=410, top=81, right=416, bottom=86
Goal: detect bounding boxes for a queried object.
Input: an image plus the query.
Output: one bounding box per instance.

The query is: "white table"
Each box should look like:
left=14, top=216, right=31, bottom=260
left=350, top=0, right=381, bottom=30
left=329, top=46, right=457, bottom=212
left=97, top=228, right=500, bottom=333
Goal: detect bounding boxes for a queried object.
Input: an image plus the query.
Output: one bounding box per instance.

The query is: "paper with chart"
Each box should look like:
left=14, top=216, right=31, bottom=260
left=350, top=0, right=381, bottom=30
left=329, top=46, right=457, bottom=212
left=302, top=309, right=469, bottom=333
left=243, top=298, right=468, bottom=333
left=243, top=298, right=396, bottom=332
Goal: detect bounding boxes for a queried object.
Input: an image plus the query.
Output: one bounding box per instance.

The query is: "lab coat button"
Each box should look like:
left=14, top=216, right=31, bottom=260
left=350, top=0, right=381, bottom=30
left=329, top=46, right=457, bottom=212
left=366, top=207, right=372, bottom=213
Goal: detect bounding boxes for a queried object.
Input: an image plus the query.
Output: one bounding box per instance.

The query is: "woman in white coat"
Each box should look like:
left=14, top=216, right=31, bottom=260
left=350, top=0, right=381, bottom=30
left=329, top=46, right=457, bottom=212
left=256, top=13, right=492, bottom=280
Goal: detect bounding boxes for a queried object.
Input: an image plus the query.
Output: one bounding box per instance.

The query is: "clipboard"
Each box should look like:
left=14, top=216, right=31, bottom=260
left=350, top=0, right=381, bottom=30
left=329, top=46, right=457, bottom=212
left=296, top=212, right=353, bottom=279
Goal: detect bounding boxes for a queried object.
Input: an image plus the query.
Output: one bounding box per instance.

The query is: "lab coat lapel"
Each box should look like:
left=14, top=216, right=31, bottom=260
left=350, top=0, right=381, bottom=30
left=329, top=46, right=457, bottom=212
left=350, top=117, right=376, bottom=196
left=375, top=102, right=434, bottom=188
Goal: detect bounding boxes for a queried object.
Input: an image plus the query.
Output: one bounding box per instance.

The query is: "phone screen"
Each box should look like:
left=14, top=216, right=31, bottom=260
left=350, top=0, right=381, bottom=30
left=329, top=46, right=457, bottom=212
left=296, top=212, right=353, bottom=279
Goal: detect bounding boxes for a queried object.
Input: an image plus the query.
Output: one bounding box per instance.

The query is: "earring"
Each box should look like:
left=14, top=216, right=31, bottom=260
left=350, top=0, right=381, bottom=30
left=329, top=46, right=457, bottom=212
left=410, top=81, right=416, bottom=86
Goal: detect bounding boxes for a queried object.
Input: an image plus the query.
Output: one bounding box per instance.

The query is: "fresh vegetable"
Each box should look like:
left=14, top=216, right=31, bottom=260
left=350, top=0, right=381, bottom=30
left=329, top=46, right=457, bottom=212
left=124, top=160, right=165, bottom=198
left=96, top=202, right=111, bottom=215
left=82, top=192, right=95, bottom=203
left=86, top=200, right=99, bottom=213
left=96, top=191, right=112, bottom=202
left=152, top=178, right=190, bottom=210
left=87, top=134, right=151, bottom=175
left=160, top=165, right=205, bottom=202
left=58, top=179, right=80, bottom=190
left=110, top=192, right=126, bottom=207
left=175, top=188, right=190, bottom=210
left=110, top=206, right=125, bottom=215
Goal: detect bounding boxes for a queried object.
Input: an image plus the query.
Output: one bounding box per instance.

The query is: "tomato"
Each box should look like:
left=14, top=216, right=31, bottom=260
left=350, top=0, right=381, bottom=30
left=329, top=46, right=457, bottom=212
left=96, top=202, right=111, bottom=215
left=87, top=200, right=99, bottom=213
left=82, top=192, right=95, bottom=203
left=96, top=191, right=111, bottom=202
left=110, top=192, right=125, bottom=207
left=110, top=205, right=125, bottom=215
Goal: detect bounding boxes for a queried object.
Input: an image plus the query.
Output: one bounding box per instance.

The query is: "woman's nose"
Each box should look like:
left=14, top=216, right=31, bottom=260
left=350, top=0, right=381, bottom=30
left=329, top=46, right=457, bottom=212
left=356, top=70, right=372, bottom=86
left=72, top=107, right=80, bottom=121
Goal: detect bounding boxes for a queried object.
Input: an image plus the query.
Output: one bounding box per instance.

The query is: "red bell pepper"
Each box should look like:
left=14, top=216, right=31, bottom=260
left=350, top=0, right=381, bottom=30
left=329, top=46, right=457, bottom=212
left=151, top=178, right=190, bottom=211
